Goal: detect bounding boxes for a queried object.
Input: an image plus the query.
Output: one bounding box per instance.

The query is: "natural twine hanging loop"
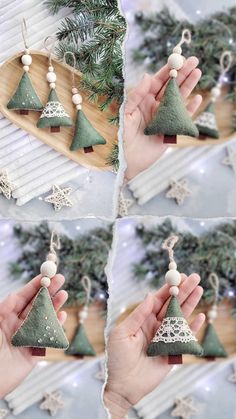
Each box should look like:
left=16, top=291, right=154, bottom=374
left=50, top=231, right=61, bottom=255
left=220, top=50, right=233, bottom=79
left=208, top=272, right=219, bottom=305
left=179, top=29, right=191, bottom=46
left=21, top=18, right=28, bottom=50
left=44, top=36, right=56, bottom=66
left=63, top=51, right=76, bottom=88
left=162, top=235, right=179, bottom=263
left=81, top=275, right=92, bottom=306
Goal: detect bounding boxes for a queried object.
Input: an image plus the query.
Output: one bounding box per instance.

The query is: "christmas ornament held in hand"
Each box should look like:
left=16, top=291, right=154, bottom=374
left=195, top=51, right=232, bottom=140
left=147, top=235, right=203, bottom=364
left=200, top=273, right=227, bottom=360
left=64, top=52, right=106, bottom=153
left=11, top=232, right=69, bottom=356
left=37, top=37, right=73, bottom=133
left=7, top=19, right=43, bottom=115
left=144, top=30, right=199, bottom=144
left=65, top=275, right=96, bottom=357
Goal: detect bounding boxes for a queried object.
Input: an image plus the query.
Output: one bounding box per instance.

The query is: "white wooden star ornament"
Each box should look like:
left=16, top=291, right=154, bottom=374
left=171, top=397, right=199, bottom=419
left=40, top=391, right=65, bottom=416
left=228, top=362, right=236, bottom=384
left=118, top=192, right=134, bottom=217
left=222, top=147, right=236, bottom=173
left=0, top=171, right=15, bottom=199
left=44, top=185, right=73, bottom=211
left=166, top=179, right=192, bottom=205
left=0, top=409, right=9, bottom=419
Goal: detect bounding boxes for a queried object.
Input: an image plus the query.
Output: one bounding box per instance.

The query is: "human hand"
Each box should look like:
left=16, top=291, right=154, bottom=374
left=123, top=57, right=202, bottom=181
left=0, top=274, right=68, bottom=398
left=104, top=274, right=205, bottom=418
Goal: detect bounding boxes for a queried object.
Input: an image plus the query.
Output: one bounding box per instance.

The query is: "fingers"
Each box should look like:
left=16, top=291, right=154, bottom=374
left=186, top=94, right=202, bottom=116
left=57, top=310, right=67, bottom=325
left=125, top=73, right=152, bottom=115
left=190, top=313, right=206, bottom=334
left=152, top=273, right=187, bottom=315
left=181, top=285, right=203, bottom=319
left=116, top=293, right=154, bottom=337
left=0, top=294, right=16, bottom=320
left=52, top=290, right=68, bottom=312
left=14, top=274, right=65, bottom=315
left=179, top=68, right=201, bottom=99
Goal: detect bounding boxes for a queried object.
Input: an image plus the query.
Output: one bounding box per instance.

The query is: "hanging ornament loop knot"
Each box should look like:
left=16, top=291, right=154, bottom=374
left=63, top=51, right=76, bottom=88
left=81, top=275, right=92, bottom=306
left=50, top=231, right=61, bottom=255
left=21, top=18, right=28, bottom=50
left=208, top=272, right=219, bottom=305
left=162, top=235, right=179, bottom=263
left=179, top=29, right=191, bottom=47
left=220, top=50, right=233, bottom=80
left=44, top=36, right=56, bottom=66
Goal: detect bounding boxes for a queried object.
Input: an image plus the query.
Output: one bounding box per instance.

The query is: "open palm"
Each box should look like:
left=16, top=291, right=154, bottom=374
left=106, top=274, right=205, bottom=410
left=0, top=274, right=68, bottom=398
left=124, top=57, right=202, bottom=181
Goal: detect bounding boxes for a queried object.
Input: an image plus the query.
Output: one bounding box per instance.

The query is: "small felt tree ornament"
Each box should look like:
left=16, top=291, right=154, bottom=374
left=144, top=29, right=199, bottom=144
left=11, top=232, right=69, bottom=356
left=195, top=51, right=232, bottom=140
left=65, top=276, right=96, bottom=357
left=37, top=37, right=73, bottom=133
left=7, top=19, right=43, bottom=114
left=147, top=235, right=203, bottom=364
left=201, top=273, right=227, bottom=360
left=64, top=52, right=106, bottom=153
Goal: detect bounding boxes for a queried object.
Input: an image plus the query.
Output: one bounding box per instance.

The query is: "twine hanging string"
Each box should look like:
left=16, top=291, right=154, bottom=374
left=219, top=50, right=233, bottom=83
left=21, top=18, right=28, bottom=50
left=50, top=231, right=61, bottom=255
left=208, top=272, right=219, bottom=306
left=63, top=51, right=76, bottom=89
left=178, top=29, right=191, bottom=47
left=162, top=235, right=179, bottom=263
left=44, top=36, right=56, bottom=66
left=81, top=275, right=92, bottom=306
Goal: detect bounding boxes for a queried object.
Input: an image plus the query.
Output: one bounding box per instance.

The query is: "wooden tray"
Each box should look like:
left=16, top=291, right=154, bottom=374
left=118, top=300, right=236, bottom=363
left=0, top=51, right=118, bottom=171
left=47, top=303, right=105, bottom=361
left=178, top=88, right=235, bottom=147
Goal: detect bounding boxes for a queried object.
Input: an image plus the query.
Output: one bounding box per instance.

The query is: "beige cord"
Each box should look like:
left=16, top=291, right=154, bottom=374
left=162, top=235, right=179, bottom=263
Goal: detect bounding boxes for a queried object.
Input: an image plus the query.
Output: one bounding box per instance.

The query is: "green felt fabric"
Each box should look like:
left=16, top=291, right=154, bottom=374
left=65, top=323, right=96, bottom=356
left=7, top=71, right=43, bottom=111
left=11, top=287, right=69, bottom=349
left=195, top=102, right=219, bottom=139
left=70, top=110, right=106, bottom=151
left=147, top=297, right=203, bottom=357
left=144, top=78, right=199, bottom=138
left=201, top=323, right=227, bottom=358
left=37, top=89, right=73, bottom=128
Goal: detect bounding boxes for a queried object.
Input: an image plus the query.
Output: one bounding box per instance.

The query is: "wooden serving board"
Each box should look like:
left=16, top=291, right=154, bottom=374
left=47, top=303, right=105, bottom=361
left=0, top=51, right=118, bottom=171
left=178, top=87, right=235, bottom=147
left=118, top=300, right=236, bottom=363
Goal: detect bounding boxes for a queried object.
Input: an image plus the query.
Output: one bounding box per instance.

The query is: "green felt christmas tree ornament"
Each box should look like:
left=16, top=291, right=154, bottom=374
left=147, top=235, right=203, bottom=364
left=7, top=19, right=43, bottom=114
left=144, top=29, right=199, bottom=144
left=64, top=51, right=106, bottom=153
left=195, top=51, right=232, bottom=140
left=11, top=232, right=69, bottom=356
left=66, top=276, right=96, bottom=357
left=37, top=37, right=73, bottom=133
left=200, top=273, right=227, bottom=360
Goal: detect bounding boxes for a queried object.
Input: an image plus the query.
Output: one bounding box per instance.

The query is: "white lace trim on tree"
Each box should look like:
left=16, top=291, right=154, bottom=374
left=195, top=112, right=218, bottom=130
left=152, top=317, right=197, bottom=343
left=40, top=101, right=69, bottom=119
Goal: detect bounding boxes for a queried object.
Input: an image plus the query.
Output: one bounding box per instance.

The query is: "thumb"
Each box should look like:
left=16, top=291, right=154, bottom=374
left=119, top=293, right=154, bottom=336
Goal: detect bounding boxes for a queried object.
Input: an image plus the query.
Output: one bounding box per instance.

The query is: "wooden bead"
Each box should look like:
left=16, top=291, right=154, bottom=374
left=72, top=87, right=78, bottom=94
left=46, top=72, right=57, bottom=83
left=47, top=253, right=57, bottom=263
left=23, top=66, right=29, bottom=72
left=169, top=261, right=177, bottom=270
left=211, top=86, right=221, bottom=98
left=79, top=310, right=88, bottom=322
left=41, top=276, right=51, bottom=287
left=169, top=69, right=178, bottom=78
left=21, top=54, right=32, bottom=66
left=40, top=260, right=57, bottom=278
left=169, top=286, right=179, bottom=296
left=72, top=93, right=82, bottom=105
left=208, top=308, right=217, bottom=321
left=173, top=45, right=182, bottom=54
left=76, top=104, right=82, bottom=110
left=48, top=66, right=54, bottom=72
left=165, top=269, right=181, bottom=286
left=168, top=53, right=184, bottom=70
left=50, top=83, right=56, bottom=89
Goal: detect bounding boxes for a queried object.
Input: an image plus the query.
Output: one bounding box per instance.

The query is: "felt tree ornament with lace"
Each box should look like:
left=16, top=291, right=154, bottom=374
left=200, top=273, right=227, bottom=360
left=195, top=51, right=232, bottom=140
left=37, top=37, right=73, bottom=133
left=144, top=30, right=199, bottom=144
left=64, top=52, right=106, bottom=153
left=65, top=276, right=96, bottom=357
left=11, top=232, right=69, bottom=356
left=147, top=235, right=203, bottom=364
left=7, top=19, right=43, bottom=115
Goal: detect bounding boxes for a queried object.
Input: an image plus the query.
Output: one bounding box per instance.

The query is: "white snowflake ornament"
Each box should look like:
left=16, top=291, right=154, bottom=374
left=0, top=409, right=9, bottom=419
left=44, top=184, right=73, bottom=211
left=166, top=179, right=192, bottom=205
left=0, top=171, right=15, bottom=199
left=171, top=397, right=199, bottom=419
left=118, top=192, right=134, bottom=217
left=40, top=391, right=65, bottom=416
